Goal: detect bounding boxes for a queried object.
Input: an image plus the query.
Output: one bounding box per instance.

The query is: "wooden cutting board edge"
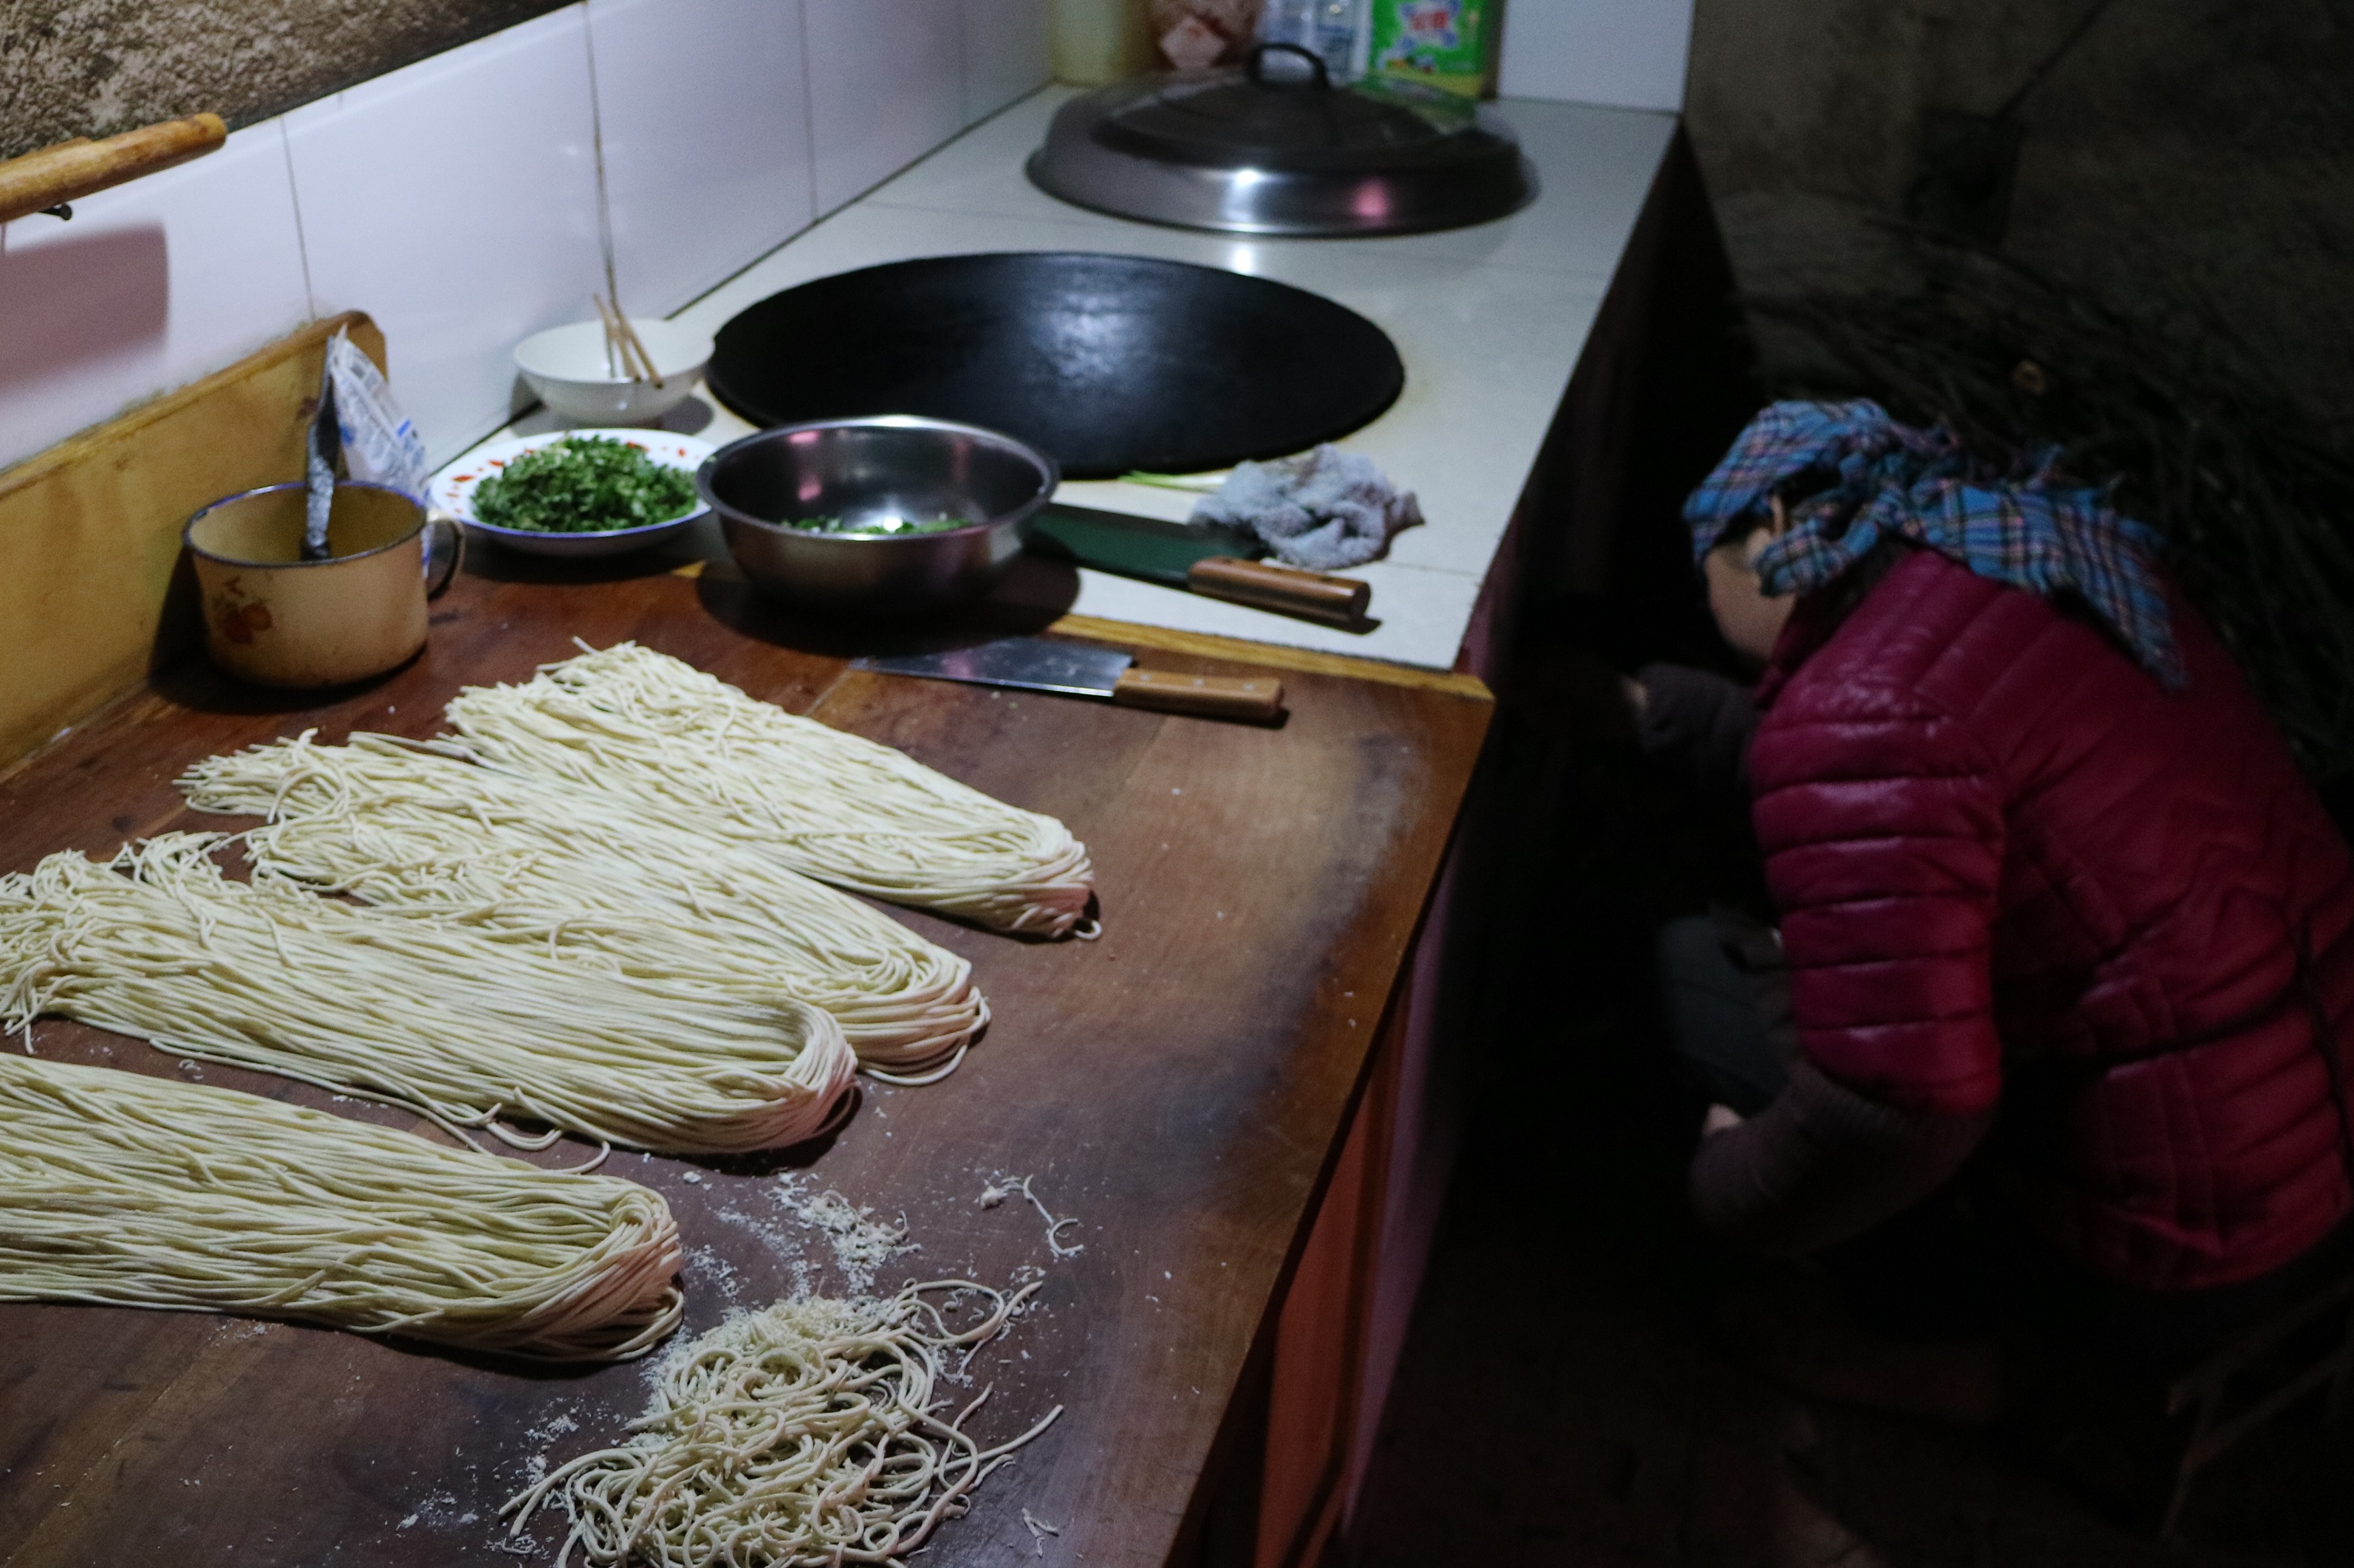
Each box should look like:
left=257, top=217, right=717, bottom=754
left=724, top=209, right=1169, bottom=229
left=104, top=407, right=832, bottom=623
left=1045, top=612, right=1495, bottom=700
left=0, top=311, right=384, bottom=772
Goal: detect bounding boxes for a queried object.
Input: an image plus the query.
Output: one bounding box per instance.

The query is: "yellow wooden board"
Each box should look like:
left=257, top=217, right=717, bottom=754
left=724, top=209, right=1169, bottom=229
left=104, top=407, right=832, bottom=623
left=0, top=312, right=382, bottom=770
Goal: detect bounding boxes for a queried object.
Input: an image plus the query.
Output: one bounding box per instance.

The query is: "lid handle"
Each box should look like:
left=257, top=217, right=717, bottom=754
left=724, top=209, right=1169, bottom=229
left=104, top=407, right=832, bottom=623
left=1244, top=41, right=1333, bottom=92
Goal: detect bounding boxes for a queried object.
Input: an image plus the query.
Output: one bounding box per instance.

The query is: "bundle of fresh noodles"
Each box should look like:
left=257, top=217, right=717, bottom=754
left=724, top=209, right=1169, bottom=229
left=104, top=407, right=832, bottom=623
left=0, top=835, right=856, bottom=1155
left=180, top=732, right=986, bottom=1080
left=0, top=1054, right=683, bottom=1360
left=439, top=643, right=1097, bottom=938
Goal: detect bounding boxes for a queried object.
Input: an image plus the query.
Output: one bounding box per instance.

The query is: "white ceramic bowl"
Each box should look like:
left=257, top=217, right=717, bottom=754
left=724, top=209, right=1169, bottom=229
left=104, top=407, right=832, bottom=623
left=430, top=429, right=716, bottom=558
left=513, top=318, right=714, bottom=425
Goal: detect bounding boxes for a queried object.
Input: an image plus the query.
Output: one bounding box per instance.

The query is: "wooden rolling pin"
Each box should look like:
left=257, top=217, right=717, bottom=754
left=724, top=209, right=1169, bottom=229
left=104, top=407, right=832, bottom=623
left=0, top=113, right=228, bottom=224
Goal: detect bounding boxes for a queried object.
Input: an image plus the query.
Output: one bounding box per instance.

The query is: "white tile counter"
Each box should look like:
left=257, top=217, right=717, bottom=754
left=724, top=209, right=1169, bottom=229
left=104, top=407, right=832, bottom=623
left=484, top=86, right=1677, bottom=670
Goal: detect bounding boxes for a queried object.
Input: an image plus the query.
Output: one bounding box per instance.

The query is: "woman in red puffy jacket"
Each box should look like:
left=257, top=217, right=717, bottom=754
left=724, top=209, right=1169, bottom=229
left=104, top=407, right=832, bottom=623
left=1640, top=401, right=2354, bottom=1428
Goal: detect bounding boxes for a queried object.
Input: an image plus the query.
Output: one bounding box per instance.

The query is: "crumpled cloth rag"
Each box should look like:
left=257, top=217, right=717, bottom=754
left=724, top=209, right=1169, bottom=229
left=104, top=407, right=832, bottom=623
left=1190, top=445, right=1422, bottom=571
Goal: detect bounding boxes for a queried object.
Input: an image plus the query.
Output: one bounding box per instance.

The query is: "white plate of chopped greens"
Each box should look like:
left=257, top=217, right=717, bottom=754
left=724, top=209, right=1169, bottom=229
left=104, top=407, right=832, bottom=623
left=431, top=429, right=716, bottom=558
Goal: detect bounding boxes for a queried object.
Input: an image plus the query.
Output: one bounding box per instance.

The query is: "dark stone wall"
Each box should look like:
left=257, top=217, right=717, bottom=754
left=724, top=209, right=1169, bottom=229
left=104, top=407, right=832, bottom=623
left=1683, top=0, right=2354, bottom=426
left=0, top=0, right=568, bottom=160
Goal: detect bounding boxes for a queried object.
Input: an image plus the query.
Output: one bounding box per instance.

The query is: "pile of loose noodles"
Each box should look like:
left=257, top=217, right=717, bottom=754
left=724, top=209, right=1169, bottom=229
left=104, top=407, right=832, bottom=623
left=0, top=835, right=856, bottom=1154
left=439, top=643, right=1096, bottom=939
left=0, top=1054, right=683, bottom=1360
left=180, top=732, right=986, bottom=1079
left=506, top=1280, right=1060, bottom=1564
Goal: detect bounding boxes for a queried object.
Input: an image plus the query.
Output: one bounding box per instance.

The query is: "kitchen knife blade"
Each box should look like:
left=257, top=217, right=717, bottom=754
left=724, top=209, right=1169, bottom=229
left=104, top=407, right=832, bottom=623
left=854, top=637, right=1283, bottom=722
left=1023, top=503, right=1371, bottom=627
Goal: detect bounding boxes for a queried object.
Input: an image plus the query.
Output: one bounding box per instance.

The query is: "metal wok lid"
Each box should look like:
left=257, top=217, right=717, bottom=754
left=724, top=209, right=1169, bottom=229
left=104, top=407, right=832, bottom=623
left=1027, top=42, right=1536, bottom=237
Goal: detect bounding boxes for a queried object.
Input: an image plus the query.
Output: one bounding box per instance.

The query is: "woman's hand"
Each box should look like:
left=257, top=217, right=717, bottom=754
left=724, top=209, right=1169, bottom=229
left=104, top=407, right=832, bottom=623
left=1703, top=1103, right=1744, bottom=1138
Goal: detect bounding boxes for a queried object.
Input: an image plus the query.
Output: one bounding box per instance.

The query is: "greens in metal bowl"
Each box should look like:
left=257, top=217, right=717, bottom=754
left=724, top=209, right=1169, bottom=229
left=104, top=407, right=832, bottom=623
left=470, top=434, right=699, bottom=534
left=783, top=513, right=968, bottom=537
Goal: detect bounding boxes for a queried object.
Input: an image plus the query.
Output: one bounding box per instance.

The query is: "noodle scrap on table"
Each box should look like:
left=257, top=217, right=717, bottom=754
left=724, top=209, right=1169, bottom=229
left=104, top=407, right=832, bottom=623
left=507, top=1279, right=1061, bottom=1567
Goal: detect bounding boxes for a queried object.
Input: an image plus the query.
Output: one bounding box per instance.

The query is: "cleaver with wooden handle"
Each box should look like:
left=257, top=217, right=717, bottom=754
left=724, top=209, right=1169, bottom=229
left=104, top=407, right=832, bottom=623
left=1023, top=504, right=1369, bottom=627
left=854, top=637, right=1282, bottom=722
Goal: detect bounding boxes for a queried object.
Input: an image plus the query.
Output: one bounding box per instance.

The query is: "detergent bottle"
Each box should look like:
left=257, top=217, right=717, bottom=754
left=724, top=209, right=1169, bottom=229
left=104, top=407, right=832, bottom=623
left=1366, top=0, right=1494, bottom=98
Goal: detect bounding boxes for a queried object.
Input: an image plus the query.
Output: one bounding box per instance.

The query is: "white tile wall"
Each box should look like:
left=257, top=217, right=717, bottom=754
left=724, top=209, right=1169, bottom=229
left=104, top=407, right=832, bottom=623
left=801, top=0, right=968, bottom=216
left=589, top=0, right=817, bottom=318
left=287, top=9, right=607, bottom=465
left=0, top=123, right=311, bottom=471
left=2, top=0, right=1049, bottom=476
left=1499, top=0, right=1694, bottom=113
left=960, top=0, right=1054, bottom=124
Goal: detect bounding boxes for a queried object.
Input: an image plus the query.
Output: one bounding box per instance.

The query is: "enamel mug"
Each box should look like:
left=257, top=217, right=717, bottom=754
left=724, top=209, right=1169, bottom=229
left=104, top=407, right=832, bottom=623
left=184, top=482, right=463, bottom=688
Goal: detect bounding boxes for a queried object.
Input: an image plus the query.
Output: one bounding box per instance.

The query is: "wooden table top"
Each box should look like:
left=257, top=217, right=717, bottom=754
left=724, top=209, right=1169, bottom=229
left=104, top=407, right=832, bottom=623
left=0, top=549, right=1489, bottom=1567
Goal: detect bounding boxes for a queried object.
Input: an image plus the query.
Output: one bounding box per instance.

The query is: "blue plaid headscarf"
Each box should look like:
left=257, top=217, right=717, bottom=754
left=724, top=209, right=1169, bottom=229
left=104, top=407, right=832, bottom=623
left=1684, top=400, right=2182, bottom=687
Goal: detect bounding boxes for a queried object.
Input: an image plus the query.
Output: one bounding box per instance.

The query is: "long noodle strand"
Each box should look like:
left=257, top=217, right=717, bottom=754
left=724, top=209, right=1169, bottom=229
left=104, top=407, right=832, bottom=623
left=0, top=836, right=856, bottom=1155
left=179, top=733, right=986, bottom=1077
left=505, top=1280, right=1061, bottom=1565
left=440, top=643, right=1096, bottom=938
left=0, top=1055, right=683, bottom=1360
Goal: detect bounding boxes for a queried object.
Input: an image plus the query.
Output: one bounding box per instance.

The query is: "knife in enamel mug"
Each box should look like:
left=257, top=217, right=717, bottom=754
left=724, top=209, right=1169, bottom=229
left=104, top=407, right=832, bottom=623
left=853, top=637, right=1283, bottom=722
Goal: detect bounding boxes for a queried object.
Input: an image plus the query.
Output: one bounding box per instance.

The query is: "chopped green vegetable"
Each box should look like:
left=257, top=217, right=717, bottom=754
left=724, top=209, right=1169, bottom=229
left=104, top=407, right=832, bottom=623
left=472, top=436, right=698, bottom=534
left=783, top=514, right=967, bottom=537
left=1118, top=469, right=1228, bottom=493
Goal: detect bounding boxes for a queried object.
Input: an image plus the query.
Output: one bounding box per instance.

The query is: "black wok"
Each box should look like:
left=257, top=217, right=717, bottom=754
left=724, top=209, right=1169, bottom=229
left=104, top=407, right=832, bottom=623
left=704, top=251, right=1404, bottom=480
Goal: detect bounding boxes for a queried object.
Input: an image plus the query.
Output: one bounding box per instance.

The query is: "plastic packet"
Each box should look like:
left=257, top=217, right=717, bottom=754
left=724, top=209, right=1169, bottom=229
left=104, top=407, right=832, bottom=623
left=1256, top=0, right=1366, bottom=77
left=325, top=330, right=429, bottom=502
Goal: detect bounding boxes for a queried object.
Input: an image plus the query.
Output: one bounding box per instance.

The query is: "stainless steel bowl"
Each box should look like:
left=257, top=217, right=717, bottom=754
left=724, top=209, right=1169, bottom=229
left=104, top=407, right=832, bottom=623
left=698, top=416, right=1058, bottom=614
